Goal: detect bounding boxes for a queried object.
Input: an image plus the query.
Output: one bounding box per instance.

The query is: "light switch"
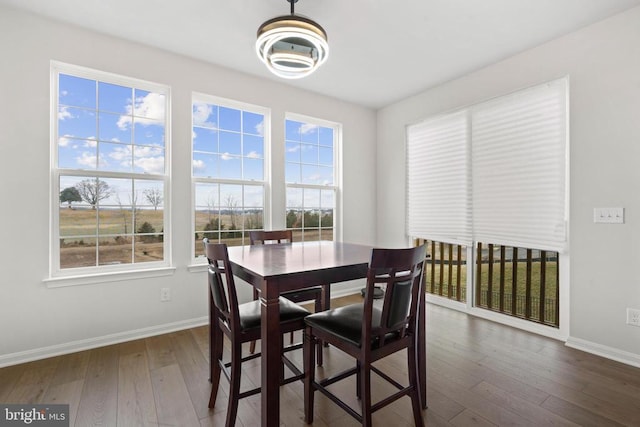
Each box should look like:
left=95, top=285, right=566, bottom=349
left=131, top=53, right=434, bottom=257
left=593, top=207, right=624, bottom=224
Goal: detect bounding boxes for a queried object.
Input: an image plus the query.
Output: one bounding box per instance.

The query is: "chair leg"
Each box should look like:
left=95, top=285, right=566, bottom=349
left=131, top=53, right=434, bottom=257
left=407, top=344, right=425, bottom=427
left=225, top=339, right=242, bottom=427
left=315, top=294, right=324, bottom=366
left=208, top=324, right=223, bottom=408
left=303, top=327, right=316, bottom=424
left=360, top=360, right=372, bottom=427
left=356, top=360, right=361, bottom=399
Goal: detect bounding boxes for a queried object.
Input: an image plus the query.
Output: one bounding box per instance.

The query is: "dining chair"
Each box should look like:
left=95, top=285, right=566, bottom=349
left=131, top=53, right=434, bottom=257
left=248, top=229, right=324, bottom=365
left=203, top=239, right=310, bottom=427
left=302, top=244, right=428, bottom=427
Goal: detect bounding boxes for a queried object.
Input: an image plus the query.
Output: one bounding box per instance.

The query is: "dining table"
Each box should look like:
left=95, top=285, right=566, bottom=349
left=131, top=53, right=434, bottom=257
left=225, top=240, right=427, bottom=427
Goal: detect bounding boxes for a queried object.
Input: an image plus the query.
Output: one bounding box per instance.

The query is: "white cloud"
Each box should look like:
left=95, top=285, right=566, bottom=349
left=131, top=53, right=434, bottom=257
left=76, top=152, right=100, bottom=168
left=246, top=151, right=261, bottom=159
left=193, top=159, right=205, bottom=170
left=221, top=152, right=233, bottom=161
left=58, top=106, right=74, bottom=121
left=287, top=145, right=300, bottom=152
left=117, top=92, right=165, bottom=130
left=108, top=145, right=133, bottom=161
left=84, top=140, right=97, bottom=148
left=300, top=123, right=318, bottom=134
left=59, top=134, right=73, bottom=147
left=193, top=102, right=217, bottom=128
left=255, top=120, right=264, bottom=136
left=134, top=156, right=164, bottom=174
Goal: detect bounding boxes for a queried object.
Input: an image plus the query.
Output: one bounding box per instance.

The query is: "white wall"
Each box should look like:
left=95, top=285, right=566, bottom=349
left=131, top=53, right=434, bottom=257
left=377, top=7, right=640, bottom=364
left=0, top=6, right=376, bottom=364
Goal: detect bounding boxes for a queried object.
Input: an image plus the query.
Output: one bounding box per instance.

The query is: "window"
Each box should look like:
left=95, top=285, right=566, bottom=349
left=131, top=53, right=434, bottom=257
left=407, top=78, right=568, bottom=328
left=285, top=115, right=340, bottom=241
left=192, top=95, right=269, bottom=258
left=51, top=62, right=170, bottom=276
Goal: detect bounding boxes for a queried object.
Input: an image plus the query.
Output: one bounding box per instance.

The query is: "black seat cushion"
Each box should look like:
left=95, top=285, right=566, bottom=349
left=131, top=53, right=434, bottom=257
left=304, top=304, right=391, bottom=347
left=238, top=297, right=310, bottom=331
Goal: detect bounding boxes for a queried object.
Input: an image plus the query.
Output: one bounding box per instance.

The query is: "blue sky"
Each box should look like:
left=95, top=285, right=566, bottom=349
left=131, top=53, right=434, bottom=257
left=58, top=74, right=166, bottom=175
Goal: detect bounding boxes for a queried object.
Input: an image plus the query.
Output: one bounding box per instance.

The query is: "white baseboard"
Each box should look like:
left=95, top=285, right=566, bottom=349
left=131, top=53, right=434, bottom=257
left=0, top=288, right=365, bottom=369
left=0, top=316, right=208, bottom=368
left=565, top=336, right=640, bottom=368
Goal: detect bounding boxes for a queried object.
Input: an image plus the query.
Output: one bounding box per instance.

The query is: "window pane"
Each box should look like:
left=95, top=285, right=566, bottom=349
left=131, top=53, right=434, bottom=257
left=193, top=152, right=218, bottom=177
left=59, top=107, right=96, bottom=140
left=100, top=142, right=132, bottom=172
left=219, top=130, right=241, bottom=156
left=59, top=138, right=97, bottom=170
left=59, top=74, right=96, bottom=109
left=60, top=238, right=96, bottom=268
left=133, top=89, right=165, bottom=120
left=99, top=112, right=132, bottom=143
left=285, top=162, right=301, bottom=183
left=243, top=157, right=263, bottom=181
left=319, top=127, right=334, bottom=147
left=300, top=143, right=319, bottom=164
left=193, top=102, right=218, bottom=128
left=136, top=180, right=164, bottom=209
left=134, top=119, right=164, bottom=147
left=219, top=155, right=242, bottom=179
left=98, top=82, right=132, bottom=114
left=134, top=145, right=164, bottom=174
left=98, top=237, right=132, bottom=266
left=193, top=127, right=218, bottom=153
left=219, top=106, right=241, bottom=132
left=60, top=205, right=96, bottom=237
left=243, top=135, right=264, bottom=159
left=301, top=164, right=320, bottom=184
left=319, top=146, right=333, bottom=166
left=243, top=111, right=264, bottom=136
left=286, top=120, right=302, bottom=141
left=300, top=124, right=318, bottom=143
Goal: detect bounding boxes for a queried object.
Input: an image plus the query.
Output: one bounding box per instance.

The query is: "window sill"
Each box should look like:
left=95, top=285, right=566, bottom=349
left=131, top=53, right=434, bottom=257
left=187, top=262, right=207, bottom=273
left=44, top=267, right=177, bottom=288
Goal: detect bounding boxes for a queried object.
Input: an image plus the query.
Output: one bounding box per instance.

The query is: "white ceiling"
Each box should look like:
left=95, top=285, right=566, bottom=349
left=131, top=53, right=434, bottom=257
left=3, top=0, right=640, bottom=109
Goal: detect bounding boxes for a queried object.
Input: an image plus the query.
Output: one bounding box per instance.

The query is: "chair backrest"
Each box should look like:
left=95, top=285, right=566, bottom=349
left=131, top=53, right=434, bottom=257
left=362, top=244, right=427, bottom=347
left=249, top=229, right=293, bottom=245
left=203, top=239, right=241, bottom=332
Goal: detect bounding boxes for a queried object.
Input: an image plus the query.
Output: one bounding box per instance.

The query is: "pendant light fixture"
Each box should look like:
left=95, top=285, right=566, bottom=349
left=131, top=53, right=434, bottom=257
left=256, top=0, right=329, bottom=79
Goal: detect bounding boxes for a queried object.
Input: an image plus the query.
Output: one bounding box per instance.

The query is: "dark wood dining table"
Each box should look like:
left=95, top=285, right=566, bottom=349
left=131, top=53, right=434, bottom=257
left=226, top=240, right=427, bottom=427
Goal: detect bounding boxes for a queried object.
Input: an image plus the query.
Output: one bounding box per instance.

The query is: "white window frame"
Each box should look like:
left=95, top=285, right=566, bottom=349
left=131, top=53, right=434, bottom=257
left=48, top=61, right=172, bottom=283
left=284, top=113, right=342, bottom=242
left=191, top=93, right=271, bottom=262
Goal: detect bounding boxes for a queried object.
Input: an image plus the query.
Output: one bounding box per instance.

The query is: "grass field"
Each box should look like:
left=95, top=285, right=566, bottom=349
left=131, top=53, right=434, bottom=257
left=59, top=207, right=333, bottom=267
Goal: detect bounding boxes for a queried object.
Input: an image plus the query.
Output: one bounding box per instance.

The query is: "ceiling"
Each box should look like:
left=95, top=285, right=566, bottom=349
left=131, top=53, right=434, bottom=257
left=3, top=0, right=640, bottom=109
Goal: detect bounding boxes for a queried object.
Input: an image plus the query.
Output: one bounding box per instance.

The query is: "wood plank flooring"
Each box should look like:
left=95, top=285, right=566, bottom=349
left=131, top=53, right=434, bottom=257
left=1, top=295, right=639, bottom=426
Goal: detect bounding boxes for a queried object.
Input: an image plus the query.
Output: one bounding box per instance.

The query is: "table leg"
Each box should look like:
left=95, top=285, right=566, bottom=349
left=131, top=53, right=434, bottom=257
left=261, top=280, right=281, bottom=427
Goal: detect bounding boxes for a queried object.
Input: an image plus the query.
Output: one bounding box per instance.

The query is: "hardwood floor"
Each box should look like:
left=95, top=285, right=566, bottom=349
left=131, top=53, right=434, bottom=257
left=1, top=295, right=639, bottom=426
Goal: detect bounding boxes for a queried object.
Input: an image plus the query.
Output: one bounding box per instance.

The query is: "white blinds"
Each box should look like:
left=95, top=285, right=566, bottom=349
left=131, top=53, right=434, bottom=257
left=471, top=79, right=567, bottom=251
left=406, top=111, right=472, bottom=245
left=406, top=77, right=568, bottom=252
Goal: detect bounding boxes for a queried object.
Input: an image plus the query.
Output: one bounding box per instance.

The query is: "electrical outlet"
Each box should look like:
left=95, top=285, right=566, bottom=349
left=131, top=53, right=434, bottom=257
left=627, top=308, right=640, bottom=327
left=160, top=288, right=171, bottom=302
